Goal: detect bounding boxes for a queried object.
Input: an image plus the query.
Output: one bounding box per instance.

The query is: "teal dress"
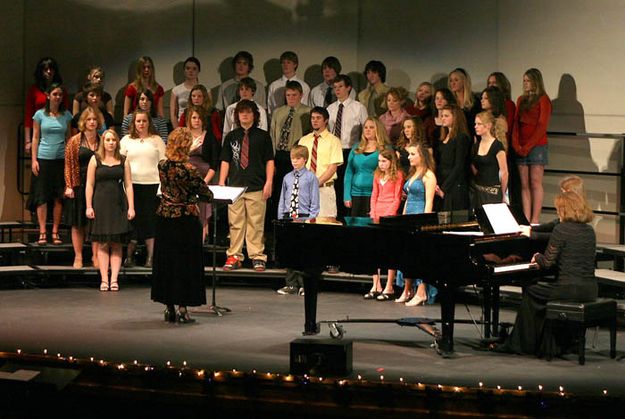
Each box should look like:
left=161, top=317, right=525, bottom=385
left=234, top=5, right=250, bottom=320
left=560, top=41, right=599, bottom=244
left=398, top=176, right=438, bottom=303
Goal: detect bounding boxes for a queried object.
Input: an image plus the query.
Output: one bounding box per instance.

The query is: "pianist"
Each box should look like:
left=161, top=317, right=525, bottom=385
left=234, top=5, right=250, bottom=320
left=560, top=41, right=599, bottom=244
left=493, top=191, right=596, bottom=357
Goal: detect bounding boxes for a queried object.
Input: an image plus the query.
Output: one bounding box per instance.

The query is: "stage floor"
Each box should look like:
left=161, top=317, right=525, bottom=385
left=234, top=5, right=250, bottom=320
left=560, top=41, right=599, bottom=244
left=0, top=284, right=622, bottom=397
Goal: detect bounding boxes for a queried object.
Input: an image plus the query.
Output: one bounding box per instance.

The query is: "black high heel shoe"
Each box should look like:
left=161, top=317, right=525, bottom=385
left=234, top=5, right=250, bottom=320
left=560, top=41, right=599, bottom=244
left=176, top=308, right=196, bottom=324
left=164, top=306, right=176, bottom=323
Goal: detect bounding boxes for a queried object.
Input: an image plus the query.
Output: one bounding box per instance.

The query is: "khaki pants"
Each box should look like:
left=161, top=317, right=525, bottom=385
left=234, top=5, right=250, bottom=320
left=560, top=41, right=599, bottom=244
left=318, top=185, right=337, bottom=218
left=227, top=190, right=267, bottom=262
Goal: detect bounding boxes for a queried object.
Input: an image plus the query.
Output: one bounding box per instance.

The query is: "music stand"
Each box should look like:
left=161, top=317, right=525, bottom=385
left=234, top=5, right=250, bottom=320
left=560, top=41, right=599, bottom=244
left=195, top=185, right=246, bottom=316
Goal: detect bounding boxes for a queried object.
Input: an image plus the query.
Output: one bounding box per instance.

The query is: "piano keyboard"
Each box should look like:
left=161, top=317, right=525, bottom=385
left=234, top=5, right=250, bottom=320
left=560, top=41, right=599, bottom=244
left=493, top=262, right=539, bottom=274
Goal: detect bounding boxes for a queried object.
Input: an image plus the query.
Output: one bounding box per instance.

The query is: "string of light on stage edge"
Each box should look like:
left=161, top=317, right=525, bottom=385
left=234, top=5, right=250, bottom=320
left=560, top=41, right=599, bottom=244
left=5, top=348, right=611, bottom=398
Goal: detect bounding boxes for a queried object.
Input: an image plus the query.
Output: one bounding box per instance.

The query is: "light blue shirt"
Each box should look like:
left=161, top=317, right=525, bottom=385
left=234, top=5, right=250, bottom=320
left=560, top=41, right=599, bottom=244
left=278, top=167, right=320, bottom=219
left=33, top=109, right=72, bottom=160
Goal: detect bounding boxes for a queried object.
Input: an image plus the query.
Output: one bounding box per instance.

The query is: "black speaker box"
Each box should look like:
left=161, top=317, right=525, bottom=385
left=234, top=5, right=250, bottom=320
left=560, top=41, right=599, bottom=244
left=290, top=338, right=352, bottom=376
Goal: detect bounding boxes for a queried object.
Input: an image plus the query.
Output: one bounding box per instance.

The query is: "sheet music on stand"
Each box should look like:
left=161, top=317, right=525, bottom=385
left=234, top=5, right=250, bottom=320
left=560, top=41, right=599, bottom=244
left=208, top=185, right=246, bottom=204
left=482, top=203, right=521, bottom=235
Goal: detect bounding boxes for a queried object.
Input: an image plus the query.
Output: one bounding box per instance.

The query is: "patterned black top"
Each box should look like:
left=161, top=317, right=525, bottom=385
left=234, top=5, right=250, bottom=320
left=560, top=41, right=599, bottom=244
left=534, top=221, right=596, bottom=286
left=157, top=160, right=212, bottom=218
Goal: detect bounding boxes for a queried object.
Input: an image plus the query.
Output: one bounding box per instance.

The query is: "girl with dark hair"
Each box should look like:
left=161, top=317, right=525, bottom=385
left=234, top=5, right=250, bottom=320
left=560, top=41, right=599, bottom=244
left=123, top=56, right=165, bottom=117
left=120, top=109, right=166, bottom=268
left=121, top=89, right=168, bottom=142
left=72, top=66, right=113, bottom=117
left=512, top=68, right=552, bottom=224
left=179, top=84, right=222, bottom=145
left=434, top=105, right=470, bottom=211
left=487, top=72, right=517, bottom=142
left=424, top=88, right=455, bottom=146
left=28, top=83, right=73, bottom=245
left=24, top=57, right=67, bottom=153
left=71, top=83, right=114, bottom=135
left=170, top=57, right=201, bottom=127
left=395, top=116, right=426, bottom=175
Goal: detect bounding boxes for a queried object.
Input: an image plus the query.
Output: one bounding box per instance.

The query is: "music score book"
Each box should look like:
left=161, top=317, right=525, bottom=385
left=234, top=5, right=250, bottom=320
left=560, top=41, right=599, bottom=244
left=482, top=203, right=521, bottom=235
left=208, top=185, right=246, bottom=204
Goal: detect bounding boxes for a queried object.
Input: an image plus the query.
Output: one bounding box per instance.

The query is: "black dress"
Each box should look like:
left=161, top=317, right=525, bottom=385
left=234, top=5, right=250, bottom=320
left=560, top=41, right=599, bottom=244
left=471, top=139, right=505, bottom=211
left=89, top=157, right=132, bottom=243
left=499, top=222, right=597, bottom=357
left=151, top=160, right=212, bottom=307
left=435, top=133, right=470, bottom=211
left=63, top=144, right=94, bottom=227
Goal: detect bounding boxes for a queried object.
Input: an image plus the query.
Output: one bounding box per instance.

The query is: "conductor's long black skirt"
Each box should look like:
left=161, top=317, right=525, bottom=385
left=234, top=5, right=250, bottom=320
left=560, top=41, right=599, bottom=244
left=151, top=215, right=206, bottom=307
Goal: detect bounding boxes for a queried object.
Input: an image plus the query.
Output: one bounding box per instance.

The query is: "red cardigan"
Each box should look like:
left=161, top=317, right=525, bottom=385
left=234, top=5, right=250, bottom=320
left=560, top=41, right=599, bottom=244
left=512, top=95, right=551, bottom=157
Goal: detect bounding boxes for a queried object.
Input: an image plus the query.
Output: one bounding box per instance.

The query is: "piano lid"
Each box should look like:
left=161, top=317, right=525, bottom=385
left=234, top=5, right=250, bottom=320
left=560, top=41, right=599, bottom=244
left=379, top=209, right=475, bottom=230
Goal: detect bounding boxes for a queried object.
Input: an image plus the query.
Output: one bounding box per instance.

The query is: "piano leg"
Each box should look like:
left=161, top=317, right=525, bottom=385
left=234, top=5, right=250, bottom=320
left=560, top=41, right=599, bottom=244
left=483, top=284, right=492, bottom=339
left=302, top=268, right=323, bottom=335
left=492, top=285, right=501, bottom=337
left=437, top=286, right=455, bottom=356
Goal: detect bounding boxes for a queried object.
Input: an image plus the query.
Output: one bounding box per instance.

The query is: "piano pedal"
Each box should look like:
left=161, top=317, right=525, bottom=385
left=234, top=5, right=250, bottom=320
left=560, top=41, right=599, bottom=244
left=328, top=323, right=345, bottom=340
left=498, top=322, right=512, bottom=339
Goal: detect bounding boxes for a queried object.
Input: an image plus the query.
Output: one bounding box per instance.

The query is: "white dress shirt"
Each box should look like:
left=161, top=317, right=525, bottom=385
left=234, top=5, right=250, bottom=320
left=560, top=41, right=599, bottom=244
left=309, top=81, right=356, bottom=108
left=327, top=97, right=368, bottom=149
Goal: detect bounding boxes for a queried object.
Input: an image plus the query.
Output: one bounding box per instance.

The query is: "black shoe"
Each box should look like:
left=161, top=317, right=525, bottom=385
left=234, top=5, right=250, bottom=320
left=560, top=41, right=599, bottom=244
left=177, top=309, right=196, bottom=324
left=363, top=291, right=380, bottom=300
left=164, top=306, right=176, bottom=323
left=123, top=255, right=135, bottom=268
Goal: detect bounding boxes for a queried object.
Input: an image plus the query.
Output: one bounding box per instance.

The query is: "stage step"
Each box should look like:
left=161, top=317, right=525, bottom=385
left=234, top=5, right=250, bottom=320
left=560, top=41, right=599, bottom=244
left=595, top=268, right=625, bottom=287
left=0, top=265, right=37, bottom=275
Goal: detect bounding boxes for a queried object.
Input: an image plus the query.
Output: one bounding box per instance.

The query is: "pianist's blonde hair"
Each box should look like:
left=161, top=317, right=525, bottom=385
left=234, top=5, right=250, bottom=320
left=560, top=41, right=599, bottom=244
left=555, top=191, right=593, bottom=224
left=559, top=175, right=585, bottom=196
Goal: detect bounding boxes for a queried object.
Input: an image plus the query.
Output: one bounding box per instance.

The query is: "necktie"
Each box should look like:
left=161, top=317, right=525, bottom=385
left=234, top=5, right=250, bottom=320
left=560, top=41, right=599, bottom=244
left=240, top=130, right=249, bottom=169
left=333, top=103, right=343, bottom=139
left=289, top=171, right=300, bottom=218
left=278, top=107, right=295, bottom=151
left=367, top=87, right=377, bottom=116
left=324, top=85, right=334, bottom=107
left=310, top=133, right=319, bottom=174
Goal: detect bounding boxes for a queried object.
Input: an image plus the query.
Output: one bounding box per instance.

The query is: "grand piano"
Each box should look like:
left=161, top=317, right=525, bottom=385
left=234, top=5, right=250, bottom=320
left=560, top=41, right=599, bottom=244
left=274, top=210, right=546, bottom=356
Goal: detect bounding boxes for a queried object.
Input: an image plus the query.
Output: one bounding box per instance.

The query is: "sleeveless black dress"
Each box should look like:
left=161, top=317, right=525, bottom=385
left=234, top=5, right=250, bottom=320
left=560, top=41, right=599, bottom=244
left=89, top=157, right=132, bottom=243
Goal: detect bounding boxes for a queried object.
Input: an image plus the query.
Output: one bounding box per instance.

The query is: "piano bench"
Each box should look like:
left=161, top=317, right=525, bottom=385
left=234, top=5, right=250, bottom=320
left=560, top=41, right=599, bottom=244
left=545, top=299, right=617, bottom=365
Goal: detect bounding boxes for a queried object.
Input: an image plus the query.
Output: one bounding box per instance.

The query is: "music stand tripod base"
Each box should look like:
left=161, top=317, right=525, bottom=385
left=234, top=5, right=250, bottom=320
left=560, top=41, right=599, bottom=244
left=192, top=186, right=246, bottom=317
